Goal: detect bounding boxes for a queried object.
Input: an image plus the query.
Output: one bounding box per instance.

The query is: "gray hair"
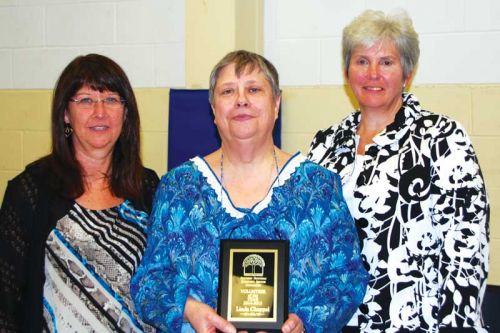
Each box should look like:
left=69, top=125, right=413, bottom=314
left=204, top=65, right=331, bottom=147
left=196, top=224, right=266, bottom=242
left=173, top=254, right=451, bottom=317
left=342, top=9, right=419, bottom=79
left=208, top=50, right=280, bottom=105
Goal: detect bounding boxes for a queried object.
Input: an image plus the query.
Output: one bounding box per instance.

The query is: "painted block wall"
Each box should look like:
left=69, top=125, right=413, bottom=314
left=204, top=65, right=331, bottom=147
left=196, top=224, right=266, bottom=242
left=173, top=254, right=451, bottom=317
left=264, top=0, right=500, bottom=85
left=0, top=0, right=185, bottom=89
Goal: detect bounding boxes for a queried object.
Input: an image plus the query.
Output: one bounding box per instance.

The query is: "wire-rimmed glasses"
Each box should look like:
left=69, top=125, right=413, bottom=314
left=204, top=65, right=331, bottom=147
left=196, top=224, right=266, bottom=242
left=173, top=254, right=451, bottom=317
left=69, top=96, right=126, bottom=110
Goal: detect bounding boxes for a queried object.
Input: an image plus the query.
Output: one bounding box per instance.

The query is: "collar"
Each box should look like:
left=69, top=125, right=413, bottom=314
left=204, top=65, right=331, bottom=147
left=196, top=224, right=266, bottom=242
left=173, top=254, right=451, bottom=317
left=373, top=93, right=422, bottom=146
left=336, top=93, right=423, bottom=152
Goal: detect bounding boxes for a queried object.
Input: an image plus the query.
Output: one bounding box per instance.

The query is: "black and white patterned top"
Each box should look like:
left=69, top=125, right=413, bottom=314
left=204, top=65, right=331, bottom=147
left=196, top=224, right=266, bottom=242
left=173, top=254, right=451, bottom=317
left=43, top=201, right=155, bottom=333
left=308, top=93, right=489, bottom=333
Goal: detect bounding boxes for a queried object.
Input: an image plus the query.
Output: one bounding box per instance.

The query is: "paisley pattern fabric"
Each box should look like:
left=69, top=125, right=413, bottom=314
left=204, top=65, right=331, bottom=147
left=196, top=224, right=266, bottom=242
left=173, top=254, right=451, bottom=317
left=308, top=93, right=490, bottom=333
left=43, top=201, right=155, bottom=333
left=131, top=153, right=368, bottom=333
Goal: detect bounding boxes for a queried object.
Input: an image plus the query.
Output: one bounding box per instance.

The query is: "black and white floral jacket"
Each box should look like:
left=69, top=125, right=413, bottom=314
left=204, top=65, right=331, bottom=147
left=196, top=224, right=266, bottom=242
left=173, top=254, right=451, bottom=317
left=308, top=93, right=489, bottom=333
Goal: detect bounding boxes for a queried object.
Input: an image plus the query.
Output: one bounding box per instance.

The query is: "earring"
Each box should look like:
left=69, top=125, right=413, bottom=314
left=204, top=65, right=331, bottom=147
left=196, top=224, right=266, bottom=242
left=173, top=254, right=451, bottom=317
left=64, top=123, right=73, bottom=138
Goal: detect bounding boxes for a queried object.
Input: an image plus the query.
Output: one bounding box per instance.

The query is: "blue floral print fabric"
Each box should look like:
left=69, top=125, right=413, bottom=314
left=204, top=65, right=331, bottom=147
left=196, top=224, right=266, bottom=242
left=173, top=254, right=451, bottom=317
left=131, top=153, right=368, bottom=333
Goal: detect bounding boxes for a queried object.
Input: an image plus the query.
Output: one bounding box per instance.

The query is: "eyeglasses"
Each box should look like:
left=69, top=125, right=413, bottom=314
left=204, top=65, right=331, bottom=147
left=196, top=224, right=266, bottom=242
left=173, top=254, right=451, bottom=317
left=69, top=96, right=126, bottom=110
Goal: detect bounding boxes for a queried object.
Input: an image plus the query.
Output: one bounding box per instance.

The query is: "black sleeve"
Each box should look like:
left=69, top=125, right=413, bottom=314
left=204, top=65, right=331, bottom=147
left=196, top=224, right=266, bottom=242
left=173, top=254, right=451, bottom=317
left=0, top=174, right=35, bottom=332
left=0, top=161, right=72, bottom=333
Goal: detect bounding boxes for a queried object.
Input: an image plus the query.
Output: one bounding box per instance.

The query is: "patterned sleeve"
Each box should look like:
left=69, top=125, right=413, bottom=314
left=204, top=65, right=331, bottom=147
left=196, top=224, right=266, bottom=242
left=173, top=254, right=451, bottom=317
left=429, top=119, right=489, bottom=329
left=307, top=128, right=331, bottom=164
left=288, top=164, right=368, bottom=332
left=0, top=177, right=31, bottom=331
left=131, top=172, right=190, bottom=332
left=307, top=125, right=344, bottom=168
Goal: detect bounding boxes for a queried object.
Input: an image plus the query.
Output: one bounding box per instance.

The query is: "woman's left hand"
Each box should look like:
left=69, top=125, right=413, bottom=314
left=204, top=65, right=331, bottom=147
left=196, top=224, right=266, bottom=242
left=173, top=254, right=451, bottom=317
left=281, top=313, right=304, bottom=333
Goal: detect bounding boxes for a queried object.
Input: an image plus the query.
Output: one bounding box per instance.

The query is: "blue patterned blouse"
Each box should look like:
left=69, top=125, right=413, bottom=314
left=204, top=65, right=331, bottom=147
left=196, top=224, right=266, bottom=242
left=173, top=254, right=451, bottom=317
left=131, top=153, right=368, bottom=333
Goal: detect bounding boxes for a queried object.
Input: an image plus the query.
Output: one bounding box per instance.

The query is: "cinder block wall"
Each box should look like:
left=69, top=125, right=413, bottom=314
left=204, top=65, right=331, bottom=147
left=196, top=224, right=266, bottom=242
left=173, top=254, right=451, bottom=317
left=264, top=1, right=500, bottom=86
left=0, top=0, right=185, bottom=89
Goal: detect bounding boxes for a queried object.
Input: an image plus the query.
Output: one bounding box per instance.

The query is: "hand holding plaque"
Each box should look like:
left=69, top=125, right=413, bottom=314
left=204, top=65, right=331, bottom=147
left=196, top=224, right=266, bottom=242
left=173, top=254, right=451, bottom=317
left=217, top=240, right=289, bottom=332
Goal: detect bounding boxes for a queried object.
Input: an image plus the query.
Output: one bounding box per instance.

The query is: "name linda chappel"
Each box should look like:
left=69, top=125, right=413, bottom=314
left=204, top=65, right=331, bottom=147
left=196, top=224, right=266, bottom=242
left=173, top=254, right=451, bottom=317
left=235, top=306, right=271, bottom=314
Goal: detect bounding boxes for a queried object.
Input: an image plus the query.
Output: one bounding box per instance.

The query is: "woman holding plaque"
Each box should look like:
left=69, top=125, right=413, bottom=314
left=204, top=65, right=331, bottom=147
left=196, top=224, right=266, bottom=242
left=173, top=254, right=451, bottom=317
left=131, top=50, right=368, bottom=333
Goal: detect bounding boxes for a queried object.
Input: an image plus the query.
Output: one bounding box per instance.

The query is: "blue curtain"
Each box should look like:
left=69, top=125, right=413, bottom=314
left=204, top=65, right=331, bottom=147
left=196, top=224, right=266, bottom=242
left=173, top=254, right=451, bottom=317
left=168, top=89, right=281, bottom=170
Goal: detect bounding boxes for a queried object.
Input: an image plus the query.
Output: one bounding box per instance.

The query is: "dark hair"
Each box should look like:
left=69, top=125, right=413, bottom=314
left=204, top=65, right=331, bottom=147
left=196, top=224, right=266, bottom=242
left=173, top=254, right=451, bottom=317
left=208, top=50, right=280, bottom=105
left=47, top=53, right=143, bottom=200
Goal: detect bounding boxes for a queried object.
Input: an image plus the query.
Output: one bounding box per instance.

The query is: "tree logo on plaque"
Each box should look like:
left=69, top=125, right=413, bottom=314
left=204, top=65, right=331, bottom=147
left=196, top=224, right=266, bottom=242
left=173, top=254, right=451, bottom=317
left=243, top=254, right=265, bottom=277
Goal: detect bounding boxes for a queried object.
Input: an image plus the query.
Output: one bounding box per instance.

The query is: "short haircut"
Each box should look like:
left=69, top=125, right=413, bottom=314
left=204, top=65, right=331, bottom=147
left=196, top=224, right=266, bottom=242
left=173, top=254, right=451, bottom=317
left=208, top=50, right=280, bottom=105
left=342, top=9, right=419, bottom=79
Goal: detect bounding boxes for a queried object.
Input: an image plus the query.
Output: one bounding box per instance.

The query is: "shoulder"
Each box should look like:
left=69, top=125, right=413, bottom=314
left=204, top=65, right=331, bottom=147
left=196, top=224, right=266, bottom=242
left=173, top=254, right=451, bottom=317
left=284, top=160, right=348, bottom=223
left=152, top=160, right=205, bottom=212
left=308, top=112, right=358, bottom=164
left=161, top=160, right=198, bottom=181
left=301, top=160, right=342, bottom=183
left=142, top=167, right=160, bottom=189
left=1, top=158, right=55, bottom=229
left=120, top=167, right=159, bottom=214
left=412, top=109, right=471, bottom=144
left=290, top=159, right=343, bottom=195
left=6, top=158, right=50, bottom=196
left=399, top=93, right=472, bottom=146
left=414, top=108, right=463, bottom=129
left=157, top=160, right=201, bottom=192
left=311, top=112, right=358, bottom=144
left=23, top=157, right=51, bottom=179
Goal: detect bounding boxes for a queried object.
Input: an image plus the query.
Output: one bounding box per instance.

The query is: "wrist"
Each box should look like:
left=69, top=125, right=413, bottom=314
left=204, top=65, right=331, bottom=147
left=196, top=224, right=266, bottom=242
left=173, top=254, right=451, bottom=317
left=183, top=297, right=194, bottom=322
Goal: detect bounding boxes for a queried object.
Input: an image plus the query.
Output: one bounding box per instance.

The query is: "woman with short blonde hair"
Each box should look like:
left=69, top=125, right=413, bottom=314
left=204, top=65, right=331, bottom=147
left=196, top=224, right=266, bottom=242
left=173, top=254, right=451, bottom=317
left=310, top=9, right=489, bottom=332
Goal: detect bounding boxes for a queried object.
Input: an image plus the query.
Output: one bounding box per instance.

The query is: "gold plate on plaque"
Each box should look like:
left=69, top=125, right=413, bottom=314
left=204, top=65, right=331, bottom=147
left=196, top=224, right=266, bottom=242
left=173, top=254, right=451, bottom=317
left=218, top=240, right=289, bottom=332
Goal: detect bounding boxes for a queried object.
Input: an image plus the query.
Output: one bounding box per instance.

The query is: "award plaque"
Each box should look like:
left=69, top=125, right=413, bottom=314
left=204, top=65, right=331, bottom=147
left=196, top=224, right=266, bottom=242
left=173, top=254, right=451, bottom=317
left=217, top=239, right=289, bottom=332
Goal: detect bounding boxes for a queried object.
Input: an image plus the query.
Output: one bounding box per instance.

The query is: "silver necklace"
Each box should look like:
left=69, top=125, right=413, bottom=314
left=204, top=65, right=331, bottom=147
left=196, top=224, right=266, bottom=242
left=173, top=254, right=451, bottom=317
left=220, top=147, right=280, bottom=201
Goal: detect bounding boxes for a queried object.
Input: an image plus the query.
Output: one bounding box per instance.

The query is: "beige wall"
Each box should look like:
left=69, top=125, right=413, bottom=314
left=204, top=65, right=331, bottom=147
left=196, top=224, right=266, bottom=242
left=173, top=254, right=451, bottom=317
left=0, top=85, right=498, bottom=284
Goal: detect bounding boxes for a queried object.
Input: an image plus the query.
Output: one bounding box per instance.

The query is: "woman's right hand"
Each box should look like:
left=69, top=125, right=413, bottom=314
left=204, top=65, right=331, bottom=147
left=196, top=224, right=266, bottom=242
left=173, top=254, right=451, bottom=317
left=184, top=297, right=237, bottom=333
